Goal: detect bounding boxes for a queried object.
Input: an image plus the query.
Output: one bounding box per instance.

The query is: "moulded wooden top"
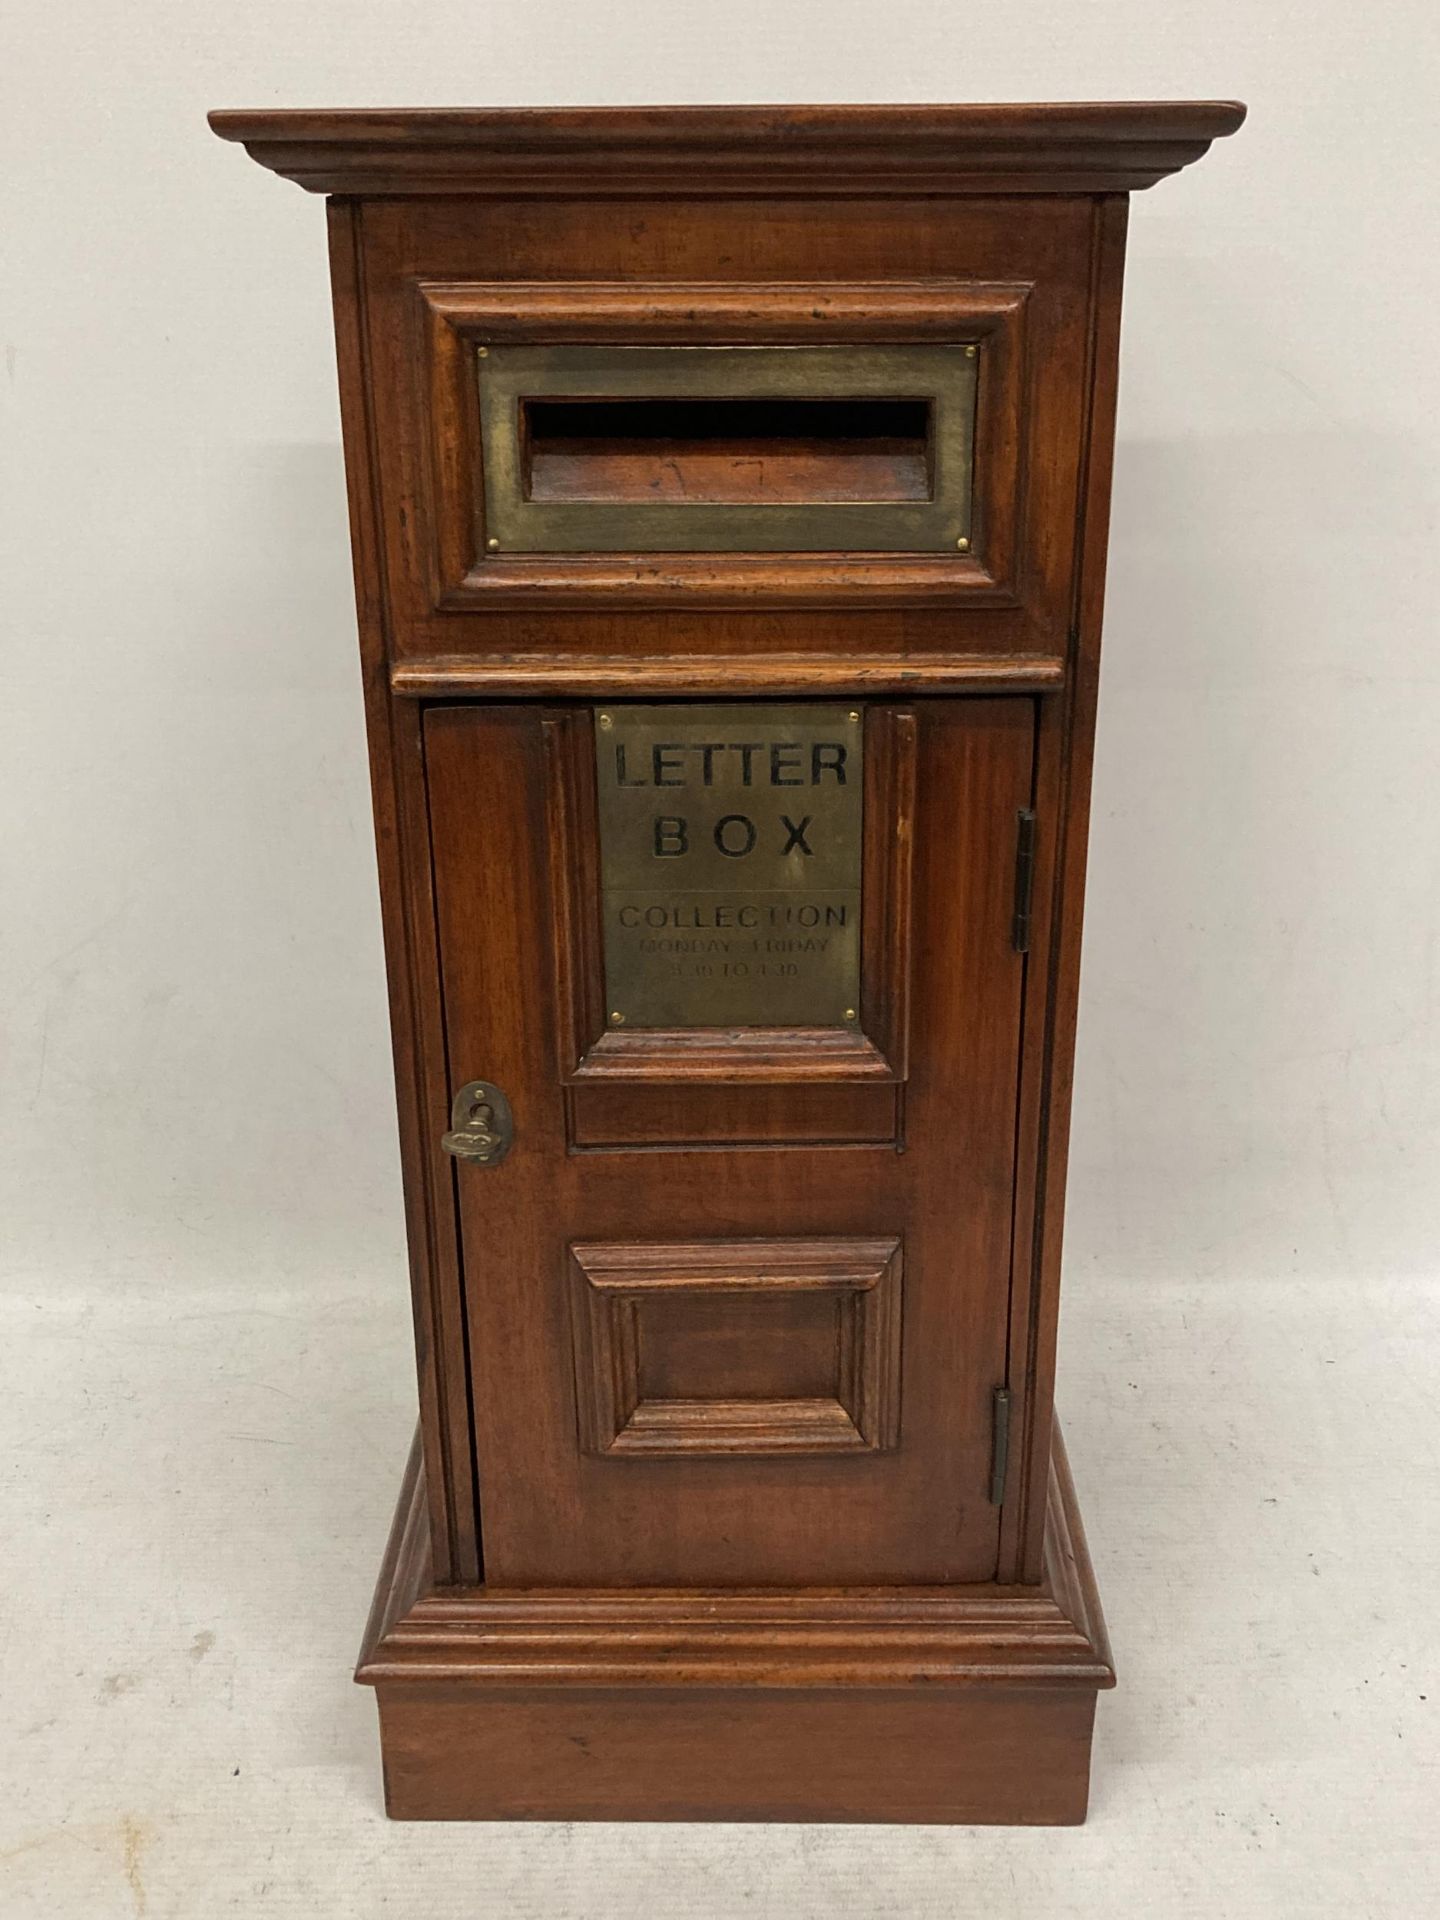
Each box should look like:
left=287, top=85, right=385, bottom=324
left=208, top=101, right=1245, bottom=198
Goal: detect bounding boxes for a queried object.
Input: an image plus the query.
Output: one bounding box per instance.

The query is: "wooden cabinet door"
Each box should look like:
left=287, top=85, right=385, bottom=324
left=425, top=698, right=1032, bottom=1586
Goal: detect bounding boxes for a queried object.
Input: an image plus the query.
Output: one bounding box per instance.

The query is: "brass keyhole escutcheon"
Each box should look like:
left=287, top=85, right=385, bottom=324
left=441, top=1079, right=514, bottom=1167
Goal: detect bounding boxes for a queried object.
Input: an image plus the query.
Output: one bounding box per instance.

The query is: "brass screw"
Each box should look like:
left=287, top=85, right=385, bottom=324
left=844, top=1007, right=857, bottom=1022
left=965, top=344, right=977, bottom=358
left=476, top=345, right=489, bottom=358
left=610, top=1010, right=625, bottom=1026
left=848, top=709, right=860, bottom=722
left=487, top=537, right=500, bottom=550
left=598, top=712, right=613, bottom=729
left=956, top=536, right=970, bottom=552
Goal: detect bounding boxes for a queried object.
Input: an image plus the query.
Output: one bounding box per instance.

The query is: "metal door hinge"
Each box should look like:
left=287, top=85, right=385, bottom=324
left=441, top=1079, right=514, bottom=1167
left=988, top=1386, right=1012, bottom=1505
left=1011, top=808, right=1037, bottom=953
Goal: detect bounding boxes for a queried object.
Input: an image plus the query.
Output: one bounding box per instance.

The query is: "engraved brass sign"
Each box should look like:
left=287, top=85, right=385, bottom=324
left=595, top=704, right=863, bottom=1029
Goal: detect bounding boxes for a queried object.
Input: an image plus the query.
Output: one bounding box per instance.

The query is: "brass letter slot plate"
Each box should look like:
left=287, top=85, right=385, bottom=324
left=595, top=704, right=863, bottom=1030
left=478, top=345, right=977, bottom=554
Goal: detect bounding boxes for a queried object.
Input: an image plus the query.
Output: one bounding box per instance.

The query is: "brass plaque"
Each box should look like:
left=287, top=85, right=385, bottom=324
left=595, top=704, right=863, bottom=1029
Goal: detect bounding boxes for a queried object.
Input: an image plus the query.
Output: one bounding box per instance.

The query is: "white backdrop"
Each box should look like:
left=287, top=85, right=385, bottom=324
left=3, top=6, right=1438, bottom=1917
left=3, top=4, right=1436, bottom=1304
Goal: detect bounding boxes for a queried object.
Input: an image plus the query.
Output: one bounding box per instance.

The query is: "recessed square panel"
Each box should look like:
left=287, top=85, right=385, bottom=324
left=569, top=1237, right=902, bottom=1457
left=594, top=703, right=863, bottom=1030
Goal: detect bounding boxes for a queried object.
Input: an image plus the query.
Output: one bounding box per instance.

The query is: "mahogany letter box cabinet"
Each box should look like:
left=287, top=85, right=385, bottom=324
left=212, top=102, right=1244, bottom=1823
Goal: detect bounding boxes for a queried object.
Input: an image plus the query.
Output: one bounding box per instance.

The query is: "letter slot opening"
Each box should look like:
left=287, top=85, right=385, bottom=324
left=523, top=397, right=934, bottom=505
left=477, top=344, right=977, bottom=554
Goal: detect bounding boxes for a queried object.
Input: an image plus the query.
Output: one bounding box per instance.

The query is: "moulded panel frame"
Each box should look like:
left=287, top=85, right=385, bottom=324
left=568, top=1236, right=904, bottom=1457
left=417, top=279, right=1030, bottom=607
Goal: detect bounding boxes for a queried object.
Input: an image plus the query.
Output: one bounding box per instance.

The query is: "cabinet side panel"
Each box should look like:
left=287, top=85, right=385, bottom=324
left=1002, top=195, right=1130, bottom=1582
left=326, top=199, right=479, bottom=1583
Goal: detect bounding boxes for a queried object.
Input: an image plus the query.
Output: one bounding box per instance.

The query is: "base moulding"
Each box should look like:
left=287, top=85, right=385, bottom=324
left=356, top=1423, right=1114, bottom=1822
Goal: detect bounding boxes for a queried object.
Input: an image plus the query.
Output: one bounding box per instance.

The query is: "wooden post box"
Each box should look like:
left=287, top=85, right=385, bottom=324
left=211, top=102, right=1244, bottom=1823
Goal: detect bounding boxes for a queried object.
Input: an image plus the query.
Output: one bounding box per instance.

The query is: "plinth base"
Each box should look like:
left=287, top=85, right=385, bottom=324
left=356, top=1430, right=1114, bottom=1823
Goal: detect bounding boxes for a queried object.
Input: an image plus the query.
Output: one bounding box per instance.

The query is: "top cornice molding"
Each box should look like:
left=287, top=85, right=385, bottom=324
left=208, top=102, right=1246, bottom=199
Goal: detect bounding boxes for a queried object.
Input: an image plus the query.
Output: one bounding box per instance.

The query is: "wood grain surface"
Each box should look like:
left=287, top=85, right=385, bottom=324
left=217, top=98, right=1243, bottom=1820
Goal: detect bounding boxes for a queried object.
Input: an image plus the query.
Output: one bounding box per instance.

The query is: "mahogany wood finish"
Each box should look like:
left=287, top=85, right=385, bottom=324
left=360, top=1423, right=1112, bottom=1821
left=215, top=101, right=1243, bottom=1822
left=567, top=1236, right=904, bottom=1458
left=413, top=277, right=1027, bottom=607
left=422, top=696, right=1027, bottom=1587
left=209, top=101, right=1245, bottom=197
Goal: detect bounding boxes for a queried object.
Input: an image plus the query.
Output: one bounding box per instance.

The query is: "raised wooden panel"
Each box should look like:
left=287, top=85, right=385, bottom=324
left=567, top=1081, right=898, bottom=1149
left=569, top=1237, right=902, bottom=1456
